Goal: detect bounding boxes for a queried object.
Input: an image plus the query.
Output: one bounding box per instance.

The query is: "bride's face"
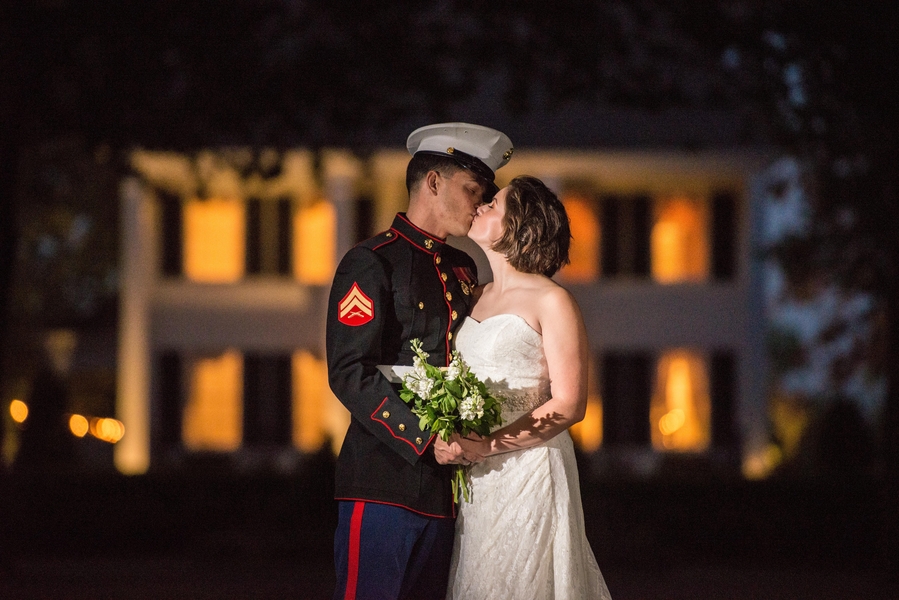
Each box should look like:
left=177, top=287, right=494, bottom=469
left=468, top=186, right=508, bottom=247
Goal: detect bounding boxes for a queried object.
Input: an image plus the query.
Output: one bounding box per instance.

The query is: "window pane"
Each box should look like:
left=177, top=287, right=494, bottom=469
left=183, top=351, right=243, bottom=451
left=292, top=350, right=349, bottom=454
left=569, top=353, right=603, bottom=451
left=650, top=196, right=709, bottom=283
left=294, top=201, right=336, bottom=285
left=650, top=350, right=711, bottom=452
left=559, top=193, right=600, bottom=282
left=183, top=198, right=246, bottom=282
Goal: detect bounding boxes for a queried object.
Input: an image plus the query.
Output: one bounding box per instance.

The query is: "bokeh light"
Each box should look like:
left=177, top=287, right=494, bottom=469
left=69, top=414, right=89, bottom=437
left=90, top=417, right=125, bottom=443
left=9, top=399, right=29, bottom=423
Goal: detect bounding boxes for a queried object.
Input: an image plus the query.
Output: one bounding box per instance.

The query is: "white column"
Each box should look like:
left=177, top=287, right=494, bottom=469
left=323, top=150, right=361, bottom=260
left=740, top=167, right=772, bottom=477
left=114, top=177, right=156, bottom=474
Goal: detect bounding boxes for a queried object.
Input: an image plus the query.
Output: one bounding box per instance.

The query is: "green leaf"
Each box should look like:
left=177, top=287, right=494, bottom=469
left=445, top=380, right=462, bottom=397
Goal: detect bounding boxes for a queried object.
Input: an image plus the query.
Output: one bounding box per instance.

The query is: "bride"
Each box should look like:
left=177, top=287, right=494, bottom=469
left=447, top=176, right=611, bottom=599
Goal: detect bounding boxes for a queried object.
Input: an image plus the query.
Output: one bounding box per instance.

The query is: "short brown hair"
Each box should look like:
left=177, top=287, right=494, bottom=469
left=405, top=153, right=464, bottom=195
left=491, top=176, right=571, bottom=277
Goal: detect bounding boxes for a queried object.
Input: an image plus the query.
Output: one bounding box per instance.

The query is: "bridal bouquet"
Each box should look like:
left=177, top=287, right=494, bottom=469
left=400, top=338, right=503, bottom=504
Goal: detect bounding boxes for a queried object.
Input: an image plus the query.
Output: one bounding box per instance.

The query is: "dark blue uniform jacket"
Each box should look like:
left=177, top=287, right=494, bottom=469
left=326, top=213, right=478, bottom=518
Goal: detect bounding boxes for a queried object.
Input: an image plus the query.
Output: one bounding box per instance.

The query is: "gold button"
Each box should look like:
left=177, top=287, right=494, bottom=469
left=460, top=281, right=470, bottom=295
left=385, top=232, right=393, bottom=238
left=451, top=310, right=458, bottom=320
left=382, top=411, right=390, bottom=419
left=398, top=424, right=406, bottom=432
left=424, top=239, right=434, bottom=249
left=416, top=437, right=423, bottom=445
left=441, top=272, right=448, bottom=282
left=445, top=292, right=452, bottom=301
left=418, top=302, right=424, bottom=310
left=435, top=255, right=441, bottom=264
left=447, top=332, right=453, bottom=340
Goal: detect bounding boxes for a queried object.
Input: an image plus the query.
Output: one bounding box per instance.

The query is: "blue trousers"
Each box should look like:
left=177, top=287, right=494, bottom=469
left=333, top=501, right=455, bottom=600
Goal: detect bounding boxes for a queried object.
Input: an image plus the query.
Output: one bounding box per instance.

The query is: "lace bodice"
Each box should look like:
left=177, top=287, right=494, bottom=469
left=454, top=314, right=551, bottom=417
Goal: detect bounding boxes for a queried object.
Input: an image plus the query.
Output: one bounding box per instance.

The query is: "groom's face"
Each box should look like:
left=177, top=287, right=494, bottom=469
left=434, top=169, right=487, bottom=238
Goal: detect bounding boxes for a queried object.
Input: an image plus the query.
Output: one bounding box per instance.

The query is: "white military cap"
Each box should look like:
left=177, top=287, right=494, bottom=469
left=406, top=122, right=514, bottom=185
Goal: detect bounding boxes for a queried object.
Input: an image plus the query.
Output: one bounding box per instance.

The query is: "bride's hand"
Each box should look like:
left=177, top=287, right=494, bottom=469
left=434, top=432, right=485, bottom=465
left=459, top=433, right=490, bottom=462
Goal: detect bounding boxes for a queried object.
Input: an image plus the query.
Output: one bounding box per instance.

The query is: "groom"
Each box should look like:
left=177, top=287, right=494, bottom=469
left=326, top=123, right=513, bottom=600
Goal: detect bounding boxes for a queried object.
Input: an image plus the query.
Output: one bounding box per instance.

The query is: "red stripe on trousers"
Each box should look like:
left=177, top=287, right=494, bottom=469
left=344, top=501, right=366, bottom=600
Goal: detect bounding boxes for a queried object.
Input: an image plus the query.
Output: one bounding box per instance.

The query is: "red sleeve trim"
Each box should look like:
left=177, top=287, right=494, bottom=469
left=370, top=398, right=435, bottom=456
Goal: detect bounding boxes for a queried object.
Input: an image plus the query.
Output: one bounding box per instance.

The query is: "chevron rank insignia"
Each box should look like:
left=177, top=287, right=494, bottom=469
left=338, top=282, right=374, bottom=326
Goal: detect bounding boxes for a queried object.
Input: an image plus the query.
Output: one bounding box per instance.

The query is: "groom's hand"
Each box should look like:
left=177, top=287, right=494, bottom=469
left=434, top=433, right=484, bottom=465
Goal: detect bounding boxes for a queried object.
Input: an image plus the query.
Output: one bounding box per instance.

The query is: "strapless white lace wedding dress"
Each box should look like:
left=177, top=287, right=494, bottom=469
left=447, top=314, right=611, bottom=600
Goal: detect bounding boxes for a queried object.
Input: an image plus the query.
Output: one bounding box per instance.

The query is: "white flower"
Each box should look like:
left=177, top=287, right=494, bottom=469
left=446, top=360, right=462, bottom=381
left=459, top=394, right=485, bottom=421
left=445, top=352, right=469, bottom=381
left=412, top=355, right=429, bottom=377
left=404, top=371, right=435, bottom=400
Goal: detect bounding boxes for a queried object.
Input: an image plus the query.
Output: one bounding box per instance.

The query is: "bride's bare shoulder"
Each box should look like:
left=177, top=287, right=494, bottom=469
left=528, top=274, right=571, bottom=298
left=531, top=278, right=582, bottom=318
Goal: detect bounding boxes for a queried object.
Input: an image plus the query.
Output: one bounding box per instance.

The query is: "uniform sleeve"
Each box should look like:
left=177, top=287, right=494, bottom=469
left=326, top=246, right=436, bottom=465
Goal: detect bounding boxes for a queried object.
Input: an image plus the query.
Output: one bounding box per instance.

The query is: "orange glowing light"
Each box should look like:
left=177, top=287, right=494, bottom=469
left=568, top=357, right=603, bottom=451
left=183, top=198, right=246, bottom=283
left=69, top=414, right=89, bottom=437
left=183, top=351, right=243, bottom=451
left=560, top=194, right=600, bottom=282
left=293, top=350, right=349, bottom=455
left=294, top=201, right=336, bottom=284
left=90, top=417, right=125, bottom=443
left=658, top=408, right=686, bottom=436
left=9, top=399, right=28, bottom=423
left=105, top=419, right=126, bottom=443
left=650, top=196, right=709, bottom=283
left=650, top=350, right=711, bottom=452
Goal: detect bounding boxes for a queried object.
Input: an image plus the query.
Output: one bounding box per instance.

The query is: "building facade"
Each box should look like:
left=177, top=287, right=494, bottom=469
left=116, top=145, right=771, bottom=477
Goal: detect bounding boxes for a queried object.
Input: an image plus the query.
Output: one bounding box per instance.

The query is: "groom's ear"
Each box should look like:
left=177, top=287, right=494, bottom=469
left=425, top=170, right=441, bottom=196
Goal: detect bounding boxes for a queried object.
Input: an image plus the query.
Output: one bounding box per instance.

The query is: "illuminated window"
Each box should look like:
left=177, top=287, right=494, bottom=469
left=569, top=354, right=603, bottom=451
left=292, top=351, right=349, bottom=454
left=183, top=351, right=243, bottom=451
left=559, top=193, right=600, bottom=282
left=183, top=198, right=246, bottom=282
left=294, top=201, right=336, bottom=285
left=650, top=350, right=711, bottom=452
left=650, top=196, right=709, bottom=283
